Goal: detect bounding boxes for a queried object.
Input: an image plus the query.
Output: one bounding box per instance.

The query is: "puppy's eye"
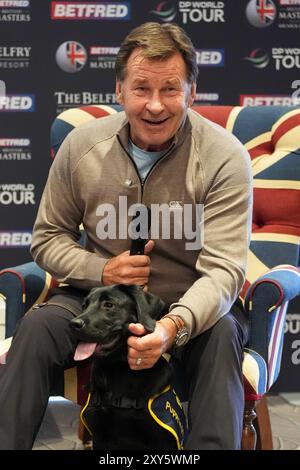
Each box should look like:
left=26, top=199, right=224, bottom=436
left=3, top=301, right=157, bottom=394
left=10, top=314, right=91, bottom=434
left=101, top=300, right=114, bottom=309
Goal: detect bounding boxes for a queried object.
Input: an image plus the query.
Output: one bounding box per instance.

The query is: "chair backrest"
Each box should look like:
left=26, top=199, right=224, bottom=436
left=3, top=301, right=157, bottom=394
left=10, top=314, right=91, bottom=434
left=51, top=104, right=300, bottom=296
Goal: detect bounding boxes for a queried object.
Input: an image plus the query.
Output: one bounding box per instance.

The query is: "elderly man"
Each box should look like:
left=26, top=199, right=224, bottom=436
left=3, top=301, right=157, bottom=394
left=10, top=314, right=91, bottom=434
left=0, top=22, right=252, bottom=449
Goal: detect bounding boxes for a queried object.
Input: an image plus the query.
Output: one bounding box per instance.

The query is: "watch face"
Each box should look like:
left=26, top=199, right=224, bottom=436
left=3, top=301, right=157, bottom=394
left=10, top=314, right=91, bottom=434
left=175, top=328, right=189, bottom=347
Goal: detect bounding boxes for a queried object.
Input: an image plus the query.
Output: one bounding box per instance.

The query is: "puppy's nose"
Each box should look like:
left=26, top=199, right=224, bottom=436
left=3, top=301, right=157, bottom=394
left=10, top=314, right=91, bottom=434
left=70, top=318, right=85, bottom=330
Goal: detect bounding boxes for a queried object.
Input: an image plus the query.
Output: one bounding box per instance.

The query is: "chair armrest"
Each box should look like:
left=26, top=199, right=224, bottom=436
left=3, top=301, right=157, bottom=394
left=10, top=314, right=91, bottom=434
left=0, top=261, right=58, bottom=337
left=245, top=264, right=300, bottom=314
left=0, top=337, right=12, bottom=364
left=244, top=264, right=300, bottom=390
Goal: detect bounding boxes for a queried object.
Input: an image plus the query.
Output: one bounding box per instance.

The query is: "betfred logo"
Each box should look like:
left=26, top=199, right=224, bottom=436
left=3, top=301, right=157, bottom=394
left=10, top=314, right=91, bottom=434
left=0, top=138, right=30, bottom=147
left=195, top=92, right=219, bottom=103
left=51, top=2, right=131, bottom=20
left=89, top=45, right=119, bottom=70
left=0, top=231, right=32, bottom=247
left=240, top=94, right=300, bottom=106
left=90, top=46, right=119, bottom=55
left=280, top=0, right=300, bottom=4
left=0, top=94, right=34, bottom=111
left=196, top=49, right=224, bottom=66
left=0, top=1, right=29, bottom=6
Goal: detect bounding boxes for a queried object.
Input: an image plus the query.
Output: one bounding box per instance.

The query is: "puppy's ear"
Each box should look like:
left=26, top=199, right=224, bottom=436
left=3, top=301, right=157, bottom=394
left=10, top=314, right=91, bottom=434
left=122, top=285, right=165, bottom=333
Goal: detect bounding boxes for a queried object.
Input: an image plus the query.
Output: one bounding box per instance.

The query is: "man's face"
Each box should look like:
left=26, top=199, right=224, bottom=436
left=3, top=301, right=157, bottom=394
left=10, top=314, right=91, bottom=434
left=116, top=49, right=196, bottom=152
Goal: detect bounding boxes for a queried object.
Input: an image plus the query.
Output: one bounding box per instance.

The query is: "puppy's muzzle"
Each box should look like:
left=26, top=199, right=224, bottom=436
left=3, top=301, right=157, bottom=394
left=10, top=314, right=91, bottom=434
left=70, top=318, right=86, bottom=331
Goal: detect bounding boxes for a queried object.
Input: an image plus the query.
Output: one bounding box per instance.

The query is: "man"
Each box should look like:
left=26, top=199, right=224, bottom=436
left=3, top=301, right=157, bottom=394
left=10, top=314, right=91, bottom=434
left=0, top=22, right=252, bottom=449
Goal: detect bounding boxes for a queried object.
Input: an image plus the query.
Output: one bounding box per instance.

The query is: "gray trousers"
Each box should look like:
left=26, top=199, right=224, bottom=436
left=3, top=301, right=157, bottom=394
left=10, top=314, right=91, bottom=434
left=0, top=288, right=249, bottom=450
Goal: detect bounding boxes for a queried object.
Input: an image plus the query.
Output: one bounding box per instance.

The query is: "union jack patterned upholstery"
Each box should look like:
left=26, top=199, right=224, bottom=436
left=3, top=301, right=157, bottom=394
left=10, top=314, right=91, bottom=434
left=1, top=105, right=300, bottom=406
left=196, top=105, right=300, bottom=401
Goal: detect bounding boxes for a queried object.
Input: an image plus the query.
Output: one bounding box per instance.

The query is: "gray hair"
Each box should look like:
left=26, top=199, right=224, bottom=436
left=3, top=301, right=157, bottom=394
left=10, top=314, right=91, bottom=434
left=116, top=22, right=198, bottom=84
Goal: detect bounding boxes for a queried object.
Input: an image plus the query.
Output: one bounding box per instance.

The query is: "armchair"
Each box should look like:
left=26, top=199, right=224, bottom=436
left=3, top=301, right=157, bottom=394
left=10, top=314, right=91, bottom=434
left=1, top=104, right=300, bottom=450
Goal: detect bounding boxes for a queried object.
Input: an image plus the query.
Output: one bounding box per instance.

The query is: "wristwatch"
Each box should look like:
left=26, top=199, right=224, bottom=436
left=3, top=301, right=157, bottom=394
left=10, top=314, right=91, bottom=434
left=164, top=315, right=189, bottom=347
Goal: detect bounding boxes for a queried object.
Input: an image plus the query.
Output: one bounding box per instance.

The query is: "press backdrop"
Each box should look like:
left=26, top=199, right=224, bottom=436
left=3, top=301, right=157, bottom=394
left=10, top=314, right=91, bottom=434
left=0, top=0, right=299, bottom=390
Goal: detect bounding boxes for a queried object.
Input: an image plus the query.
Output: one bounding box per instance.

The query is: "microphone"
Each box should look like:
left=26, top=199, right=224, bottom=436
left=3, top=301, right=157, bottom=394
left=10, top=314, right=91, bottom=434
left=129, top=206, right=151, bottom=255
left=130, top=238, right=148, bottom=256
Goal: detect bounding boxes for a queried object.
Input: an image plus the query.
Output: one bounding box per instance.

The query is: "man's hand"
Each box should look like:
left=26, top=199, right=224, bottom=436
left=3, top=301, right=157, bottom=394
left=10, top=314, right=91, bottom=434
left=127, top=318, right=177, bottom=370
left=102, top=240, right=154, bottom=286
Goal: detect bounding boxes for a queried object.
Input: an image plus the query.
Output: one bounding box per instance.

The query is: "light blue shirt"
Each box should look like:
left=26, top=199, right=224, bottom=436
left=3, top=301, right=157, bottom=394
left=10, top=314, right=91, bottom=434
left=128, top=139, right=166, bottom=183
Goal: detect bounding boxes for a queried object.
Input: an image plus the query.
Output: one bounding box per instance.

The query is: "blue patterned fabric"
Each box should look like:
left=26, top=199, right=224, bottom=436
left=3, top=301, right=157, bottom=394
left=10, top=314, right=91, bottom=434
left=50, top=105, right=122, bottom=157
left=244, top=265, right=300, bottom=396
left=246, top=265, right=300, bottom=306
left=243, top=349, right=267, bottom=400
left=0, top=262, right=56, bottom=337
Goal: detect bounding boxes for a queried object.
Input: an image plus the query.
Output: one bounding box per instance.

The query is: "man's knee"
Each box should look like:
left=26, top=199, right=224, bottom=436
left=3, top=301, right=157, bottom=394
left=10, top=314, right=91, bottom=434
left=183, top=312, right=246, bottom=375
left=9, top=305, right=75, bottom=367
left=210, top=312, right=248, bottom=350
left=19, top=306, right=56, bottom=333
left=15, top=305, right=72, bottom=350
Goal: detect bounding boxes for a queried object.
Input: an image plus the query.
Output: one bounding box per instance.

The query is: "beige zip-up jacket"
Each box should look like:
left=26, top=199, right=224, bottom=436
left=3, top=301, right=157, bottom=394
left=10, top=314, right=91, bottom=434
left=31, top=109, right=253, bottom=339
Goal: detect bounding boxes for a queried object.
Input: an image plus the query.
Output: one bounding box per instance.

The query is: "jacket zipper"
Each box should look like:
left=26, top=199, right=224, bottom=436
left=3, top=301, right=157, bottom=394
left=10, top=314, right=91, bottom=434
left=117, top=135, right=176, bottom=200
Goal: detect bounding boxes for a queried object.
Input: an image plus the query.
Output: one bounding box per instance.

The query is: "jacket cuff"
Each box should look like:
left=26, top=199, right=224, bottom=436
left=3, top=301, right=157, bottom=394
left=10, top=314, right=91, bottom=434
left=166, top=304, right=195, bottom=340
left=81, top=253, right=109, bottom=288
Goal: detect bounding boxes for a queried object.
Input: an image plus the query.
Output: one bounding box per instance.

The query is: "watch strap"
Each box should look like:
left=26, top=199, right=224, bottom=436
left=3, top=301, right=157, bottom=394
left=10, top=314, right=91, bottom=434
left=163, top=315, right=185, bottom=332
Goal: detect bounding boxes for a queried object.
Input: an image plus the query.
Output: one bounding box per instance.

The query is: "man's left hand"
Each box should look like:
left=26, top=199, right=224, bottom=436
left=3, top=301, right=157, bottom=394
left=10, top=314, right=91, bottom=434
left=127, top=319, right=177, bottom=370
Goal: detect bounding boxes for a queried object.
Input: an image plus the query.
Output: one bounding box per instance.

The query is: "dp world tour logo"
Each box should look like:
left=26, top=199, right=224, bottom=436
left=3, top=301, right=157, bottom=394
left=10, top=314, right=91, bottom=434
left=244, top=48, right=270, bottom=68
left=150, top=1, right=176, bottom=22
left=56, top=41, right=87, bottom=73
left=246, top=0, right=276, bottom=28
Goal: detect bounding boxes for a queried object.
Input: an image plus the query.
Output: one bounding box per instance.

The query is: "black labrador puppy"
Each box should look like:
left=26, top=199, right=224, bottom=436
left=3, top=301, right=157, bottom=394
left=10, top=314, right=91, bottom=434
left=70, top=284, right=184, bottom=450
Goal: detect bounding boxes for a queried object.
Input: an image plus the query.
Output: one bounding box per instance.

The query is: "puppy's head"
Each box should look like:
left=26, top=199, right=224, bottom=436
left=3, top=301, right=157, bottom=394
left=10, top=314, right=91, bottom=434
left=70, top=284, right=165, bottom=361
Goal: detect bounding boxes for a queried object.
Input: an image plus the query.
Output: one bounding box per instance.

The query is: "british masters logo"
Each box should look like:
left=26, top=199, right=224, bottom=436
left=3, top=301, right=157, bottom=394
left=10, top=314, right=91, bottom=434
left=0, top=0, right=31, bottom=22
left=89, top=46, right=119, bottom=70
left=246, top=0, right=276, bottom=28
left=0, top=138, right=31, bottom=161
left=56, top=41, right=87, bottom=73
